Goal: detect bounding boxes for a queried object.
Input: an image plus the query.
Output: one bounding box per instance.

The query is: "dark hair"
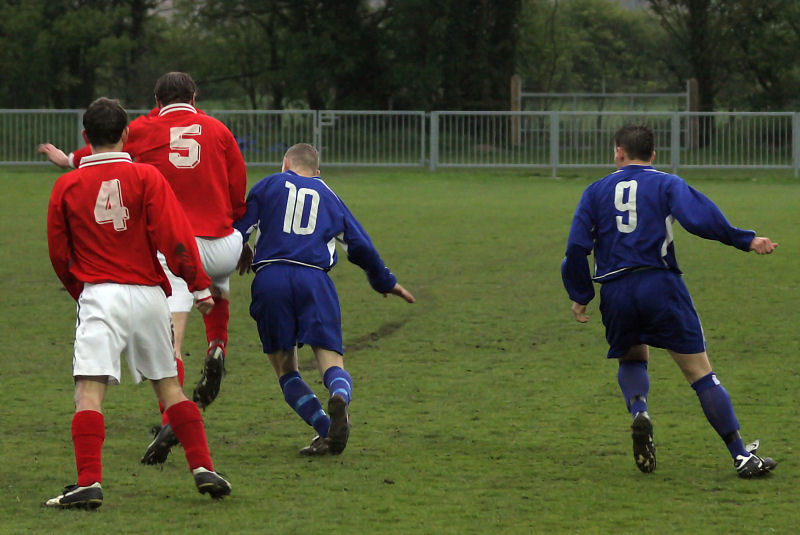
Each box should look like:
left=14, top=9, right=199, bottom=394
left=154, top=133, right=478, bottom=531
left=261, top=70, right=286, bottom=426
left=615, top=124, right=654, bottom=161
left=83, top=97, right=128, bottom=147
left=154, top=72, right=197, bottom=105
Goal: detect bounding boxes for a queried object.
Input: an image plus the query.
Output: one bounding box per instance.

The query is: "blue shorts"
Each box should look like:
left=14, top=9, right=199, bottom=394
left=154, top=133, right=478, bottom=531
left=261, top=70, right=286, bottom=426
left=599, top=268, right=706, bottom=358
left=249, top=263, right=343, bottom=355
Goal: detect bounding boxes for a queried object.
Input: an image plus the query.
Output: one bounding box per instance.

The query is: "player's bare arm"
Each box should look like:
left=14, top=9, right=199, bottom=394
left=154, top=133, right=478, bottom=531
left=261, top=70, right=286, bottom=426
left=37, top=143, right=71, bottom=168
left=749, top=237, right=778, bottom=255
left=384, top=283, right=416, bottom=303
left=571, top=301, right=589, bottom=323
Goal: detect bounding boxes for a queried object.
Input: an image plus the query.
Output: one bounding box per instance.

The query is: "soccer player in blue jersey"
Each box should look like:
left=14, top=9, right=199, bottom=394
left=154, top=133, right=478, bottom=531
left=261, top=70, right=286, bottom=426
left=562, top=124, right=779, bottom=478
left=234, top=143, right=415, bottom=455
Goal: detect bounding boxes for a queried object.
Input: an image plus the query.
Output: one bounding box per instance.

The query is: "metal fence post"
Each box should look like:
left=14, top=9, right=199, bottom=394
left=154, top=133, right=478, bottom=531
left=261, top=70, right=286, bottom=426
left=420, top=111, right=427, bottom=168
left=549, top=112, right=559, bottom=178
left=313, top=110, right=321, bottom=153
left=671, top=113, right=680, bottom=173
left=794, top=112, right=799, bottom=178
left=76, top=110, right=84, bottom=148
left=429, top=112, right=439, bottom=171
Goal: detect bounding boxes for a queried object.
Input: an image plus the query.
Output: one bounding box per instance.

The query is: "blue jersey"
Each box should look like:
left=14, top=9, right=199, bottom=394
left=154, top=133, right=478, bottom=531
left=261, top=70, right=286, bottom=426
left=562, top=165, right=755, bottom=305
left=233, top=170, right=397, bottom=293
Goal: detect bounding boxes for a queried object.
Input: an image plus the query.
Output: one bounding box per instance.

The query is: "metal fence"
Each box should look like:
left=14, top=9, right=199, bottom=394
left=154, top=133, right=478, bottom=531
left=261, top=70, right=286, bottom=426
left=0, top=110, right=84, bottom=162
left=2, top=109, right=798, bottom=176
left=317, top=110, right=426, bottom=167
left=431, top=111, right=799, bottom=176
left=210, top=110, right=316, bottom=166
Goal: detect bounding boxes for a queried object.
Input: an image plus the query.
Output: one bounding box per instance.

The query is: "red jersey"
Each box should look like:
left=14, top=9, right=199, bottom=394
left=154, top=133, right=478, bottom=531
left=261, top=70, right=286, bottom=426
left=71, top=104, right=247, bottom=238
left=48, top=152, right=212, bottom=301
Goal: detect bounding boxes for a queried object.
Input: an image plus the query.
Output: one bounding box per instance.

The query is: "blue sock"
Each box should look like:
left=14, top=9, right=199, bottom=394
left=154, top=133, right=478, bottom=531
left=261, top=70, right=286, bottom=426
left=691, top=371, right=746, bottom=458
left=323, top=366, right=353, bottom=405
left=279, top=371, right=330, bottom=437
left=617, top=360, right=649, bottom=417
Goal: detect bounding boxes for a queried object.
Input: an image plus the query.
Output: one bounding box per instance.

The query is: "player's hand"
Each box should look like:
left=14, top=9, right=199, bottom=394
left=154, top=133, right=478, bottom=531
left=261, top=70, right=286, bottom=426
left=749, top=236, right=778, bottom=255
left=571, top=301, right=589, bottom=323
left=384, top=283, right=415, bottom=303
left=37, top=143, right=71, bottom=168
left=194, top=290, right=215, bottom=315
left=237, top=243, right=254, bottom=275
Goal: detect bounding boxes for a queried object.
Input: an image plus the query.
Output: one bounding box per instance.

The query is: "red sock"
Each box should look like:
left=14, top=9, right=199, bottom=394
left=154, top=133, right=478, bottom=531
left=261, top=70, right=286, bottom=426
left=160, top=359, right=185, bottom=426
left=177, top=357, right=185, bottom=386
left=202, top=298, right=229, bottom=347
left=166, top=400, right=213, bottom=471
left=72, top=410, right=105, bottom=487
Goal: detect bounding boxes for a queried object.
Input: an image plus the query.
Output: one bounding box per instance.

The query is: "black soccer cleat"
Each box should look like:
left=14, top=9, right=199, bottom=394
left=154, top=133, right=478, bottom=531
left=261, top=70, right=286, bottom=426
left=326, top=394, right=351, bottom=455
left=299, top=435, right=330, bottom=456
left=193, top=341, right=226, bottom=409
left=631, top=411, right=656, bottom=473
left=735, top=452, right=777, bottom=478
left=141, top=423, right=180, bottom=465
left=43, top=483, right=103, bottom=510
left=192, top=467, right=232, bottom=499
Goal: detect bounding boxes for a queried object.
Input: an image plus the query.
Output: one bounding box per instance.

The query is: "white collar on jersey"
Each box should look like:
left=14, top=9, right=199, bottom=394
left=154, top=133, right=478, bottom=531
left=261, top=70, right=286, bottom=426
left=78, top=152, right=133, bottom=168
left=159, top=103, right=197, bottom=116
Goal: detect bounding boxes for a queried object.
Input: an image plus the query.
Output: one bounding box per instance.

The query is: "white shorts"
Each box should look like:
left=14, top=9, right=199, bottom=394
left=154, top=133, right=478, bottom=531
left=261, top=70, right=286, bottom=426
left=73, top=283, right=176, bottom=385
left=158, top=230, right=243, bottom=313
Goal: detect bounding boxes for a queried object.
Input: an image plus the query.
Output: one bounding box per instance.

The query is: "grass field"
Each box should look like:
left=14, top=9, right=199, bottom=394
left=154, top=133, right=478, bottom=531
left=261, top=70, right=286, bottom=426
left=1, top=165, right=798, bottom=534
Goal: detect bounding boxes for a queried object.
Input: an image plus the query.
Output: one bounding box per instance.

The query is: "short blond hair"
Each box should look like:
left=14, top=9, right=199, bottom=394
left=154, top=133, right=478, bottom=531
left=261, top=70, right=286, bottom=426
left=284, top=143, right=319, bottom=171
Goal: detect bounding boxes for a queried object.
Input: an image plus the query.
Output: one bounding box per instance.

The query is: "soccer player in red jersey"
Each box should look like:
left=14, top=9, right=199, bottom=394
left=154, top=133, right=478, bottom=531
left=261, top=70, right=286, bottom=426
left=43, top=98, right=231, bottom=509
left=39, top=72, right=247, bottom=464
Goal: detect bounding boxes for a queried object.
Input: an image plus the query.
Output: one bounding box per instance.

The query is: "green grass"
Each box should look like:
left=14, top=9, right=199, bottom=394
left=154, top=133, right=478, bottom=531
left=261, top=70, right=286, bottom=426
left=1, top=165, right=798, bottom=534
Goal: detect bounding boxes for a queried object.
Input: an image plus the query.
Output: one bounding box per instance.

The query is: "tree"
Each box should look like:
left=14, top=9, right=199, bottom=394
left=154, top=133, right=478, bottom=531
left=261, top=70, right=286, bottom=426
left=721, top=0, right=800, bottom=110
left=647, top=0, right=799, bottom=144
left=280, top=0, right=391, bottom=109
left=383, top=0, right=521, bottom=110
left=6, top=0, right=795, bottom=111
left=439, top=0, right=521, bottom=109
left=0, top=0, right=162, bottom=108
left=170, top=0, right=283, bottom=109
left=379, top=0, right=449, bottom=109
left=175, top=0, right=393, bottom=110
left=0, top=1, right=51, bottom=107
left=648, top=0, right=731, bottom=115
left=516, top=0, right=664, bottom=95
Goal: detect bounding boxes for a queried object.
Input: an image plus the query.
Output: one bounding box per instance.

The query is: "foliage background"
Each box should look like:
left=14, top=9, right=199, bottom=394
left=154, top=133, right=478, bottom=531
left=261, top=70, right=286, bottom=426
left=0, top=0, right=797, bottom=111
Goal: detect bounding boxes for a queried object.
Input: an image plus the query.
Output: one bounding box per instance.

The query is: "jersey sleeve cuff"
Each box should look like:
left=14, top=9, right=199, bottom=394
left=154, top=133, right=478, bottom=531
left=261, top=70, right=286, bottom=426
left=369, top=268, right=397, bottom=294
left=193, top=288, right=213, bottom=302
left=738, top=230, right=757, bottom=252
